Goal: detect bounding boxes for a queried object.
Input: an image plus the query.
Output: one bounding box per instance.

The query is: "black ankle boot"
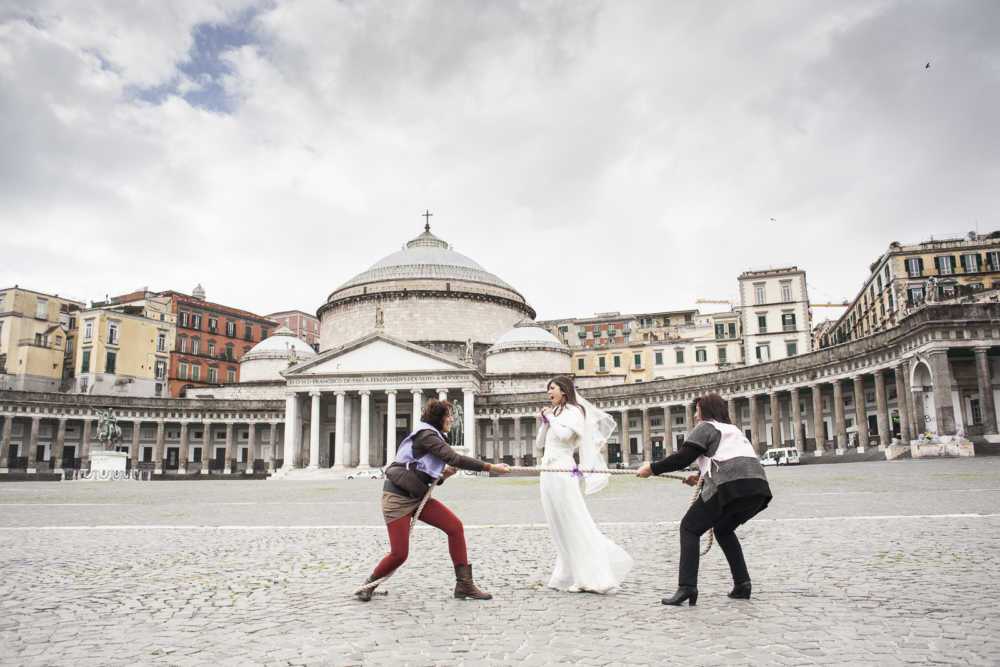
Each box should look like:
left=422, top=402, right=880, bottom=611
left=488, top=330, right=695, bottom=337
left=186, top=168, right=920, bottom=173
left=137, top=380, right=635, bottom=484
left=728, top=581, right=751, bottom=599
left=662, top=586, right=698, bottom=606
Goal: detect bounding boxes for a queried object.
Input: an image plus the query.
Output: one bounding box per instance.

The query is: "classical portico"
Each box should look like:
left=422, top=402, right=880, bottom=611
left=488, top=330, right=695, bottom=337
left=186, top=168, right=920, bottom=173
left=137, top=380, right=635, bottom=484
left=279, top=332, right=480, bottom=470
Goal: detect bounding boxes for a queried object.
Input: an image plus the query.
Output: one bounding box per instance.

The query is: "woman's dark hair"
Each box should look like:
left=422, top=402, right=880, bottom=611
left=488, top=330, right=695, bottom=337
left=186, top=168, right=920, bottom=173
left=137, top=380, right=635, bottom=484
left=694, top=393, right=730, bottom=424
left=421, top=399, right=453, bottom=432
left=547, top=375, right=586, bottom=417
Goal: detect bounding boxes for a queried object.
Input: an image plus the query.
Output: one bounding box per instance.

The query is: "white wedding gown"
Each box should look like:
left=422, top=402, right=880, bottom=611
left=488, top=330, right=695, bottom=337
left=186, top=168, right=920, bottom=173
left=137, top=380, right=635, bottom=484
left=536, top=406, right=634, bottom=593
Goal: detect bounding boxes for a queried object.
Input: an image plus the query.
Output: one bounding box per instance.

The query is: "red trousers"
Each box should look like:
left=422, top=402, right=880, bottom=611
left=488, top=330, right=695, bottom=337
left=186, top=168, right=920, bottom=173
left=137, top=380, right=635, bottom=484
left=370, top=499, right=468, bottom=580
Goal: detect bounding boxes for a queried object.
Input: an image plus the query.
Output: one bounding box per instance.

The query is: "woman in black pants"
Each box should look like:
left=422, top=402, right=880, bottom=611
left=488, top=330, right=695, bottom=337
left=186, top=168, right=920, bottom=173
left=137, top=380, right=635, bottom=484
left=637, top=393, right=772, bottom=605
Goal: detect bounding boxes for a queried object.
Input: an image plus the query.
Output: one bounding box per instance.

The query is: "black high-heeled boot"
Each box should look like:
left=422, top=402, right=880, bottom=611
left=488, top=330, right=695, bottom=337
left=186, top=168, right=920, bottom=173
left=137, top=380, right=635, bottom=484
left=661, top=586, right=699, bottom=606
left=728, top=581, right=752, bottom=599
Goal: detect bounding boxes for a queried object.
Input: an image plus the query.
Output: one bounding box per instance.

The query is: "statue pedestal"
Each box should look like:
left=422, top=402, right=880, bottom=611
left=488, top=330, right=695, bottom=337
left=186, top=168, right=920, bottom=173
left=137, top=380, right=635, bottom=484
left=78, top=450, right=131, bottom=481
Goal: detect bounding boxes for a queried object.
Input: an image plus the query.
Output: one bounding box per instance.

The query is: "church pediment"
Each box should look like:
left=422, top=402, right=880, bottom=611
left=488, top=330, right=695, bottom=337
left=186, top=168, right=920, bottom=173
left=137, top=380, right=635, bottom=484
left=283, top=334, right=473, bottom=377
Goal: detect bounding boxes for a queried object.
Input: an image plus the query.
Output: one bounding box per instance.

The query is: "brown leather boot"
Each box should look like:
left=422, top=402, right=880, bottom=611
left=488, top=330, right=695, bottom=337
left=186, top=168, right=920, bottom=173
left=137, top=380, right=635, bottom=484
left=355, top=575, right=378, bottom=602
left=454, top=564, right=493, bottom=600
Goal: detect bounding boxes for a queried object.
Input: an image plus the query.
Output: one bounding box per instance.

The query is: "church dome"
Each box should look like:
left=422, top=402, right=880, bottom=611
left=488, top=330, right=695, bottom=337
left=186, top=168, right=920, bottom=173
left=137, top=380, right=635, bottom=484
left=487, top=325, right=568, bottom=354
left=239, top=326, right=316, bottom=382
left=334, top=226, right=519, bottom=294
left=485, top=323, right=571, bottom=375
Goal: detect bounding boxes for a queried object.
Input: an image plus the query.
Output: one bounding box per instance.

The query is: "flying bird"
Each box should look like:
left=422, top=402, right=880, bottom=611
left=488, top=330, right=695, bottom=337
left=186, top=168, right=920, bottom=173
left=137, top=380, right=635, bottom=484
left=770, top=217, right=777, bottom=222
left=925, top=62, right=931, bottom=69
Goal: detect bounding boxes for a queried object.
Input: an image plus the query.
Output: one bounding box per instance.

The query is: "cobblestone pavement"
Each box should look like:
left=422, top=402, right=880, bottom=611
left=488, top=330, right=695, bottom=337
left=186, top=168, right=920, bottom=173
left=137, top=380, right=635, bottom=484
left=1, top=458, right=999, bottom=666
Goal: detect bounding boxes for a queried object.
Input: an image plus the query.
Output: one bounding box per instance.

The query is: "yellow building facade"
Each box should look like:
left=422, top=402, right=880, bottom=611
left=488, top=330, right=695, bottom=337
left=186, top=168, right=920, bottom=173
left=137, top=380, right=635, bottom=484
left=0, top=287, right=83, bottom=392
left=74, top=306, right=175, bottom=397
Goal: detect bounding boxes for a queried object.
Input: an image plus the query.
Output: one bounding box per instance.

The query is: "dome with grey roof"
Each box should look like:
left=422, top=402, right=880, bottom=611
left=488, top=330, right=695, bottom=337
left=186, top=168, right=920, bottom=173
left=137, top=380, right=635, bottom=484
left=239, top=326, right=316, bottom=382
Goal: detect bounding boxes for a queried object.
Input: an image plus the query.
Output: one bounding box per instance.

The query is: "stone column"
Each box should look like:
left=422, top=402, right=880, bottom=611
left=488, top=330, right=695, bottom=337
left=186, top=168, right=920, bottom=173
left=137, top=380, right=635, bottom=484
left=894, top=365, right=911, bottom=444
left=154, top=420, right=165, bottom=474
left=268, top=422, right=278, bottom=471
left=201, top=421, right=213, bottom=474
left=437, top=388, right=448, bottom=402
left=308, top=391, right=321, bottom=469
left=463, top=389, right=475, bottom=456
left=26, top=416, right=40, bottom=472
left=620, top=408, right=630, bottom=466
left=686, top=402, right=696, bottom=432
left=81, top=417, right=93, bottom=468
left=811, top=384, right=825, bottom=456
left=974, top=347, right=998, bottom=435
left=490, top=415, right=500, bottom=461
left=358, top=390, right=371, bottom=468
left=131, top=421, right=142, bottom=469
left=283, top=393, right=298, bottom=470
left=224, top=422, right=234, bottom=474
left=53, top=417, right=67, bottom=469
left=641, top=407, right=652, bottom=462
left=664, top=405, right=674, bottom=454
left=833, top=381, right=847, bottom=454
left=333, top=391, right=347, bottom=468
left=727, top=397, right=738, bottom=430
left=178, top=422, right=189, bottom=473
left=874, top=370, right=890, bottom=449
left=513, top=416, right=523, bottom=464
left=1, top=416, right=12, bottom=470
left=790, top=387, right=804, bottom=454
left=385, top=390, right=398, bottom=462
left=246, top=422, right=256, bottom=473
left=852, top=376, right=870, bottom=452
left=348, top=395, right=360, bottom=467
left=769, top=391, right=781, bottom=447
left=411, top=389, right=423, bottom=422
left=748, top=396, right=761, bottom=453
left=927, top=350, right=956, bottom=435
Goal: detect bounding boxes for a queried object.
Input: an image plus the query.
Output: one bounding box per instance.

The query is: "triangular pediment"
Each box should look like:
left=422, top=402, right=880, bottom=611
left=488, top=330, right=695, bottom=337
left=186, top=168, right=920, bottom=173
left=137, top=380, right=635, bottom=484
left=284, top=334, right=474, bottom=376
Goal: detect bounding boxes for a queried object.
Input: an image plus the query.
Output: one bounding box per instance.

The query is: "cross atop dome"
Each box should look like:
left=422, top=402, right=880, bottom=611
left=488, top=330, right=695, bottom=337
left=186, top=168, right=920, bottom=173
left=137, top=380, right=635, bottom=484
left=407, top=211, right=449, bottom=250
left=422, top=209, right=433, bottom=233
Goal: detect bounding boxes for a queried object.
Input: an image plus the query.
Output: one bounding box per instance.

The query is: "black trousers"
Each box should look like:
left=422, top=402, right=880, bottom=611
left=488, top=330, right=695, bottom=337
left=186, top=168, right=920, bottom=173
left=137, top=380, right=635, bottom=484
left=678, top=495, right=765, bottom=587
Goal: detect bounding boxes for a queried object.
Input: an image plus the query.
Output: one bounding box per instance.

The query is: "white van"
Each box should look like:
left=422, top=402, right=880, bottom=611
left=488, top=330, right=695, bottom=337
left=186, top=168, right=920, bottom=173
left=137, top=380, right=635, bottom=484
left=760, top=447, right=801, bottom=466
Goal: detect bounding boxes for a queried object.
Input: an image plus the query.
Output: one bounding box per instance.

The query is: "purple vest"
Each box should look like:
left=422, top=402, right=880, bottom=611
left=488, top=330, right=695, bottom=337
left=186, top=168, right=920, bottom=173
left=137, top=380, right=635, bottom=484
left=394, top=422, right=448, bottom=479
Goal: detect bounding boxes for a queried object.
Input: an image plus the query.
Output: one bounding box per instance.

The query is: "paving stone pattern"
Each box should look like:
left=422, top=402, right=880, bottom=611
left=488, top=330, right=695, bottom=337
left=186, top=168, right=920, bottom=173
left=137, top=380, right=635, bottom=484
left=1, top=458, right=999, bottom=666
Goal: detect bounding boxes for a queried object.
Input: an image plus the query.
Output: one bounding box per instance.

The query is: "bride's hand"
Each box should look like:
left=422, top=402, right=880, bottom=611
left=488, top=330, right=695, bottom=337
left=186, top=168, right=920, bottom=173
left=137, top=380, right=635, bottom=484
left=636, top=463, right=653, bottom=478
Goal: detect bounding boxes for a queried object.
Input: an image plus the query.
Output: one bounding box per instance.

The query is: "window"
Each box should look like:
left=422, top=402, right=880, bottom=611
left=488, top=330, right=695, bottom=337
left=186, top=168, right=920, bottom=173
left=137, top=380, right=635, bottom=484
left=988, top=251, right=1000, bottom=272
left=226, top=321, right=236, bottom=337
left=935, top=255, right=956, bottom=275
left=262, top=329, right=269, bottom=339
left=887, top=293, right=895, bottom=311
left=192, top=314, right=202, bottom=330
left=695, top=348, right=707, bottom=363
left=227, top=368, right=236, bottom=383
left=157, top=332, right=166, bottom=352
left=675, top=349, right=684, bottom=364
left=34, top=332, right=43, bottom=346
left=756, top=344, right=770, bottom=362
left=180, top=312, right=190, bottom=328
left=190, top=364, right=200, bottom=381
left=180, top=335, right=189, bottom=353
left=577, top=358, right=585, bottom=370
left=81, top=349, right=91, bottom=373
left=907, top=286, right=925, bottom=307
left=207, top=367, right=218, bottom=383
left=780, top=281, right=792, bottom=302
left=225, top=343, right=234, bottom=361
left=105, top=321, right=118, bottom=345
left=782, top=313, right=796, bottom=331
left=106, top=351, right=117, bottom=374
left=754, top=284, right=766, bottom=305
left=728, top=322, right=737, bottom=338
left=208, top=340, right=216, bottom=357
left=244, top=325, right=253, bottom=341
left=715, top=323, right=725, bottom=339
left=83, top=320, right=93, bottom=341
left=786, top=341, right=798, bottom=357
left=876, top=275, right=883, bottom=292
left=208, top=317, right=218, bottom=333
left=655, top=351, right=663, bottom=365
left=718, top=347, right=727, bottom=363
left=68, top=316, right=76, bottom=330
left=971, top=399, right=982, bottom=425
left=179, top=362, right=188, bottom=380
left=961, top=253, right=981, bottom=273
left=35, top=298, right=48, bottom=319
left=191, top=338, right=200, bottom=355
left=905, top=258, right=923, bottom=278
left=613, top=355, right=621, bottom=368
left=757, top=314, right=767, bottom=333
left=633, top=353, right=642, bottom=368
left=155, top=360, right=166, bottom=380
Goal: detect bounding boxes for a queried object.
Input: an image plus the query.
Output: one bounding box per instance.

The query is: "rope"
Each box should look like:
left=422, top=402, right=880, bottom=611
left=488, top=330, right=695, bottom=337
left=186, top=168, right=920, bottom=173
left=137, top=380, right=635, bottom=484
left=354, top=464, right=713, bottom=597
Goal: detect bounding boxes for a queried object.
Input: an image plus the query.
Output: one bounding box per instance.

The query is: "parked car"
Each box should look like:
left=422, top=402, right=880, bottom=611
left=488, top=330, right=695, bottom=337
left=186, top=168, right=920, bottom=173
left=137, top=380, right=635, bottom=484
left=760, top=447, right=801, bottom=466
left=346, top=467, right=385, bottom=480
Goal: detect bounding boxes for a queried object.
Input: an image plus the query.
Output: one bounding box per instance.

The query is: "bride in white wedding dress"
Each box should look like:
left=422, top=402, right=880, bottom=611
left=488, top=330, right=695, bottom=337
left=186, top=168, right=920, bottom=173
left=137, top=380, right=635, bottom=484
left=534, top=375, right=634, bottom=593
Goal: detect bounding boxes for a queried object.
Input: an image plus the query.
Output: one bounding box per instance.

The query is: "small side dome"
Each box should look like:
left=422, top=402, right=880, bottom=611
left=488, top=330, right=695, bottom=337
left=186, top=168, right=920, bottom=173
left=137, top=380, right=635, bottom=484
left=192, top=283, right=206, bottom=300
left=239, top=325, right=316, bottom=382
left=485, top=324, right=570, bottom=375
left=487, top=325, right=568, bottom=355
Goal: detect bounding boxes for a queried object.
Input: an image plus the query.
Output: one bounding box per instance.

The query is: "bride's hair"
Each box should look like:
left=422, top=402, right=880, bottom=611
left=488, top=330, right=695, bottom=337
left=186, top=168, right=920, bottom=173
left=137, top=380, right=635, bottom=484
left=547, top=375, right=586, bottom=417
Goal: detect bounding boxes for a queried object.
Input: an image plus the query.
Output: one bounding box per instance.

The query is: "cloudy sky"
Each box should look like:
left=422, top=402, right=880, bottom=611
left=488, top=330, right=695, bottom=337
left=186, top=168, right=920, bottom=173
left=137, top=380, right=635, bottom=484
left=2, top=1, right=998, bottom=323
